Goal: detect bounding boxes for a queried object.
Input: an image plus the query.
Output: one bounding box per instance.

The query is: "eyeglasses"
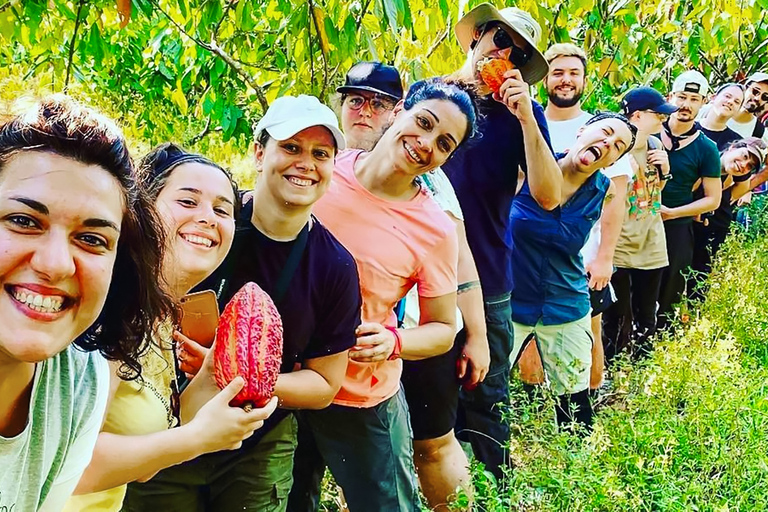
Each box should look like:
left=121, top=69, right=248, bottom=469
left=345, top=94, right=396, bottom=115
left=490, top=25, right=532, bottom=69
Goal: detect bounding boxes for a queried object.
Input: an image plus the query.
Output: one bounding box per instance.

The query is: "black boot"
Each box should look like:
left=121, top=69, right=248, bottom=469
left=555, top=389, right=594, bottom=434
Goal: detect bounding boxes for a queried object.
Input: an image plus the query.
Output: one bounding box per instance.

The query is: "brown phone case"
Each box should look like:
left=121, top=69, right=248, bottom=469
left=179, top=290, right=219, bottom=348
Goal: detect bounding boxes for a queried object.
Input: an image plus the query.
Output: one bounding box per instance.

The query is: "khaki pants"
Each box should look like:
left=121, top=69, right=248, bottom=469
left=510, top=314, right=593, bottom=395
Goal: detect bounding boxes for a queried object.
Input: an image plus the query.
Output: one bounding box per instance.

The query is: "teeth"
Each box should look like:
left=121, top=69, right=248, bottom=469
left=182, top=234, right=213, bottom=247
left=11, top=288, right=65, bottom=313
left=287, top=177, right=313, bottom=187
left=405, top=143, right=423, bottom=164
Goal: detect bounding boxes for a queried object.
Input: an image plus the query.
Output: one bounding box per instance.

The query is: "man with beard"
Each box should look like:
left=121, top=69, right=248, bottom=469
left=542, top=43, right=633, bottom=392
left=728, top=72, right=768, bottom=141
left=657, top=70, right=722, bottom=328
left=543, top=43, right=591, bottom=152
left=698, top=83, right=744, bottom=150
left=445, top=4, right=560, bottom=480
left=336, top=61, right=403, bottom=151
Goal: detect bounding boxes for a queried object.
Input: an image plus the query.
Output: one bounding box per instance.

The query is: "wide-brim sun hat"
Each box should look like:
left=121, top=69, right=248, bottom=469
left=454, top=3, right=549, bottom=85
left=254, top=95, right=346, bottom=150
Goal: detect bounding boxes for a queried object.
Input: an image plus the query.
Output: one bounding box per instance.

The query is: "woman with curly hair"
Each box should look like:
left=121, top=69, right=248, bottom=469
left=0, top=95, right=174, bottom=511
left=64, top=143, right=276, bottom=512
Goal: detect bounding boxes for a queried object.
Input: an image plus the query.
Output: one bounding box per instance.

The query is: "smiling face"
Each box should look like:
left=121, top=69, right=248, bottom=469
left=0, top=151, right=124, bottom=363
left=254, top=126, right=336, bottom=208
left=572, top=118, right=633, bottom=173
left=470, top=23, right=530, bottom=81
left=154, top=162, right=236, bottom=294
left=383, top=98, right=468, bottom=176
left=722, top=146, right=759, bottom=177
left=545, top=55, right=586, bottom=108
left=340, top=91, right=397, bottom=151
left=743, top=81, right=768, bottom=115
left=711, top=85, right=744, bottom=119
left=669, top=91, right=705, bottom=122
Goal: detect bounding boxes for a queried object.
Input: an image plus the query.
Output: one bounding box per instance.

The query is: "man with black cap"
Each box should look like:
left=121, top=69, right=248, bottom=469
left=336, top=61, right=403, bottom=151
left=728, top=72, right=768, bottom=141
left=657, top=70, right=721, bottom=328
left=604, top=87, right=676, bottom=361
left=444, top=3, right=561, bottom=479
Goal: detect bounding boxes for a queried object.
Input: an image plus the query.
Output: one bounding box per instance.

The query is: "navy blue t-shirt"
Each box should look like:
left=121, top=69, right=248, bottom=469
left=443, top=97, right=552, bottom=297
left=196, top=199, right=362, bottom=447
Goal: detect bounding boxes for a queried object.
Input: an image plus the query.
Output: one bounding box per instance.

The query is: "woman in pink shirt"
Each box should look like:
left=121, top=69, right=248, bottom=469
left=306, top=79, right=478, bottom=512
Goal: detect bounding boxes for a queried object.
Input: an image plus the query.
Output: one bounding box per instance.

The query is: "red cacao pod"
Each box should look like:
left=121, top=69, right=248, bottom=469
left=213, top=282, right=283, bottom=410
left=477, top=58, right=515, bottom=93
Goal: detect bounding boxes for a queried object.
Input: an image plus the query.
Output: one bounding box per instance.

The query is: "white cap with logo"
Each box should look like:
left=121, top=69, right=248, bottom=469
left=254, top=95, right=346, bottom=150
left=671, top=70, right=709, bottom=97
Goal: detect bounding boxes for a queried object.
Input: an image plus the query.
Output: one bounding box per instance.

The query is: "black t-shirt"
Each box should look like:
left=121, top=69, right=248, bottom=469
left=699, top=124, right=742, bottom=151
left=196, top=199, right=362, bottom=446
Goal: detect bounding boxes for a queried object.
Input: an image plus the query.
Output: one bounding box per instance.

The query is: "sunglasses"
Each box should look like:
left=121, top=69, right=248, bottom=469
left=490, top=25, right=532, bottom=69
left=345, top=94, right=396, bottom=115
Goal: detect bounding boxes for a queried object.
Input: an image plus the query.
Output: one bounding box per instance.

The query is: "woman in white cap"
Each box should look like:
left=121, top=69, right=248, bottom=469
left=123, top=96, right=363, bottom=512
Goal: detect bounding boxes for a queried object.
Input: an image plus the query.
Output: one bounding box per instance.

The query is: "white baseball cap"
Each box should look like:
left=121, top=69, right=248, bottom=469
left=254, top=95, right=346, bottom=150
left=671, top=70, right=709, bottom=97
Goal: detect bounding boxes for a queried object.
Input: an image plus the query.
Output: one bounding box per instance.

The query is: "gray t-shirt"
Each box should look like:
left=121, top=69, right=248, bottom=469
left=0, top=345, right=109, bottom=511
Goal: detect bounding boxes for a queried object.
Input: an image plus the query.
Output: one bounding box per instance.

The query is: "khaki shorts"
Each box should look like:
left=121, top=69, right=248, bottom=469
left=511, top=314, right=593, bottom=395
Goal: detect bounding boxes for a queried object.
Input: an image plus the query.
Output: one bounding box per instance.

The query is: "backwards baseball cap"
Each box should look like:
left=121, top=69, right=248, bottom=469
left=254, top=95, right=345, bottom=150
left=671, top=70, right=709, bottom=96
left=337, top=62, right=404, bottom=100
left=621, top=86, right=679, bottom=115
left=454, top=3, right=549, bottom=84
left=746, top=71, right=768, bottom=85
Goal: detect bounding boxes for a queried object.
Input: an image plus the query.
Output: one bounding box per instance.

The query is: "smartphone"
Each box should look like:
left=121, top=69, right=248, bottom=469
left=179, top=290, right=219, bottom=348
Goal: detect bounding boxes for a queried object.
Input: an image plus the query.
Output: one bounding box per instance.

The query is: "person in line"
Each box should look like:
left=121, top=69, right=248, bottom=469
left=542, top=42, right=633, bottom=391
left=123, top=96, right=363, bottom=512
left=697, top=83, right=744, bottom=150
left=304, top=78, right=478, bottom=512
left=64, top=144, right=277, bottom=511
left=728, top=72, right=768, bottom=141
left=657, top=70, right=722, bottom=328
left=336, top=61, right=403, bottom=151
left=290, top=65, right=489, bottom=512
left=0, top=95, right=174, bottom=511
left=509, top=112, right=636, bottom=430
left=445, top=3, right=560, bottom=478
left=603, top=87, right=676, bottom=361
left=689, top=138, right=767, bottom=298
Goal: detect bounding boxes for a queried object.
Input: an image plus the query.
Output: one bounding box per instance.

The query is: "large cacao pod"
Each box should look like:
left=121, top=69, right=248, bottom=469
left=213, top=282, right=283, bottom=410
left=477, top=58, right=515, bottom=94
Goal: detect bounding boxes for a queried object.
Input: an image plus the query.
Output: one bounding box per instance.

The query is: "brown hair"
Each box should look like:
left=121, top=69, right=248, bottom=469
left=0, top=94, right=175, bottom=379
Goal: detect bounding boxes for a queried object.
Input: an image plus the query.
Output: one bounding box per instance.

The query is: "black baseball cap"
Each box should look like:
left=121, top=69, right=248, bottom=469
left=620, top=86, right=679, bottom=115
left=337, top=62, right=404, bottom=100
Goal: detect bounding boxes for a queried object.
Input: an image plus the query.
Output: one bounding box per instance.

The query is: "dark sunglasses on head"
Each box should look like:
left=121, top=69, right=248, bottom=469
left=490, top=25, right=532, bottom=69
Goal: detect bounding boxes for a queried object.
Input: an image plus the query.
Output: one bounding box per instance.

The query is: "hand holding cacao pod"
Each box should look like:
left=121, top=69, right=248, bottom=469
left=477, top=58, right=515, bottom=94
left=213, top=282, right=284, bottom=411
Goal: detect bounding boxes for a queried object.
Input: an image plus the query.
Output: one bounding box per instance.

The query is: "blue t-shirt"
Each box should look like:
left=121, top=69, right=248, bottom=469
left=509, top=172, right=611, bottom=326
left=443, top=98, right=552, bottom=297
left=196, top=199, right=362, bottom=448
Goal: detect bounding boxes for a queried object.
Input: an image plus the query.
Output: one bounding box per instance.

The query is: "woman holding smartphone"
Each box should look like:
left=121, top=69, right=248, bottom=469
left=0, top=95, right=174, bottom=511
left=64, top=143, right=277, bottom=512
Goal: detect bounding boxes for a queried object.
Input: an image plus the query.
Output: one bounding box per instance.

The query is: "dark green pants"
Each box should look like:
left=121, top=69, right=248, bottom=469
left=122, top=414, right=298, bottom=512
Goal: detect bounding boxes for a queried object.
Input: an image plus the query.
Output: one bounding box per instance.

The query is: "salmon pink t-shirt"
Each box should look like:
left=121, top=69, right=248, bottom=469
left=314, top=149, right=459, bottom=408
